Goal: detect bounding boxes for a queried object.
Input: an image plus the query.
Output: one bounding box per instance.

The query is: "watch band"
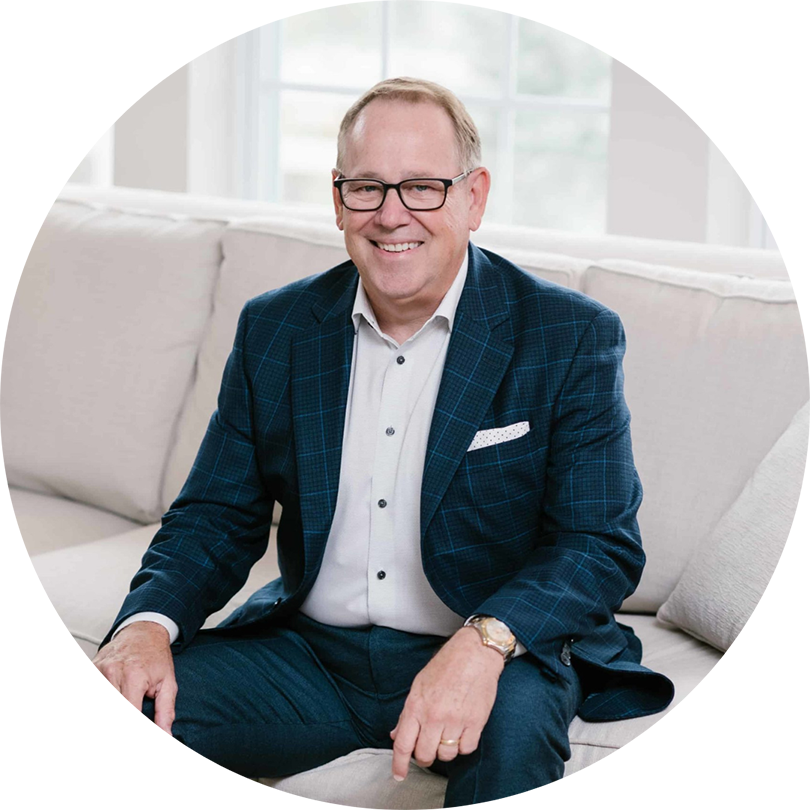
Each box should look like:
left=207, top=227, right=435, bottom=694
left=464, top=614, right=517, bottom=663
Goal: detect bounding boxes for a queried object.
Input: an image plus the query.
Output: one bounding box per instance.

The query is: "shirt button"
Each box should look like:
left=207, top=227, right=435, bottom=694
left=396, top=355, right=405, bottom=365
left=385, top=427, right=395, bottom=436
left=378, top=499, right=387, bottom=508
left=377, top=570, right=386, bottom=580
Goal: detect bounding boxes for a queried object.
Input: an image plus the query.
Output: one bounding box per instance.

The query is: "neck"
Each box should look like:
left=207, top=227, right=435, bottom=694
left=368, top=291, right=442, bottom=342
left=366, top=258, right=464, bottom=343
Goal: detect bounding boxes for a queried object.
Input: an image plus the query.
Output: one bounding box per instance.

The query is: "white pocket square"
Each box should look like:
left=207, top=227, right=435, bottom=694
left=468, top=421, right=530, bottom=452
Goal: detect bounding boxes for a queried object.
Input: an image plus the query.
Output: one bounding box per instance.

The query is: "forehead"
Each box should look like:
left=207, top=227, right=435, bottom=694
left=342, top=99, right=459, bottom=174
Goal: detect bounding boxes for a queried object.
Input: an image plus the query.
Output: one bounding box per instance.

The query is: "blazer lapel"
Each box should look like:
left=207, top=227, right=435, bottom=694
left=291, top=268, right=358, bottom=579
left=420, top=244, right=514, bottom=540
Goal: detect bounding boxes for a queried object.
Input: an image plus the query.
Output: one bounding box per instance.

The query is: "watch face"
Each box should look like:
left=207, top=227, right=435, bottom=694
left=484, top=618, right=512, bottom=644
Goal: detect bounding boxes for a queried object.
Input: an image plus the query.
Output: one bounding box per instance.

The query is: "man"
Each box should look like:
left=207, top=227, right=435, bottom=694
left=94, top=77, right=673, bottom=805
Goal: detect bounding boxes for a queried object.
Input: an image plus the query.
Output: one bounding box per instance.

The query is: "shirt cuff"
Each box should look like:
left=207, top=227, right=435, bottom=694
left=113, top=612, right=179, bottom=645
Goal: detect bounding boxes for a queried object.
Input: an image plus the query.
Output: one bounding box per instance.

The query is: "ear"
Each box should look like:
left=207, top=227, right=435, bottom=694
left=466, top=167, right=491, bottom=232
left=332, top=168, right=344, bottom=231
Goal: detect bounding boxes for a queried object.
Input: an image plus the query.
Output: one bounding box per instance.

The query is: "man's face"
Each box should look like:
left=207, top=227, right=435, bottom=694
left=333, top=99, right=489, bottom=310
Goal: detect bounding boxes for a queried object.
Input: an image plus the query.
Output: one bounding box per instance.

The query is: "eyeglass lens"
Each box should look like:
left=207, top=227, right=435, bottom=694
left=342, top=180, right=446, bottom=210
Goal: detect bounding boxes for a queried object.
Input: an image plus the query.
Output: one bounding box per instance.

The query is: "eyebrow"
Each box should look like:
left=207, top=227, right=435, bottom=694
left=345, top=170, right=444, bottom=180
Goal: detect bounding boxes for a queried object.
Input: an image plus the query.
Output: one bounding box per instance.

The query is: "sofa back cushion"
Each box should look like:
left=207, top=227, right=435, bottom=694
left=161, top=221, right=350, bottom=511
left=1, top=200, right=224, bottom=522
left=582, top=260, right=808, bottom=612
left=160, top=219, right=595, bottom=511
left=482, top=246, right=589, bottom=290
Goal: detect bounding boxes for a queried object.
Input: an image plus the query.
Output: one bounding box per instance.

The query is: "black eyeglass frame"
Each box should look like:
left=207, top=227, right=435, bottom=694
left=333, top=169, right=474, bottom=211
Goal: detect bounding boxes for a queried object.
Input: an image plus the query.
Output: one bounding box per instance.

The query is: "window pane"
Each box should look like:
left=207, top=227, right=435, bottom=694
left=516, top=19, right=611, bottom=103
left=280, top=4, right=382, bottom=88
left=462, top=102, right=497, bottom=166
left=513, top=110, right=608, bottom=232
left=389, top=1, right=507, bottom=97
left=279, top=91, right=354, bottom=205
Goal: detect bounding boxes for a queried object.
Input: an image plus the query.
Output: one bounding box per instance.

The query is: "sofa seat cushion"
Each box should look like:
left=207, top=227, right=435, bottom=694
left=258, top=745, right=620, bottom=810
left=31, top=522, right=282, bottom=657
left=33, top=522, right=719, bottom=803
left=10, top=486, right=141, bottom=556
left=261, top=615, right=720, bottom=806
left=1, top=199, right=225, bottom=523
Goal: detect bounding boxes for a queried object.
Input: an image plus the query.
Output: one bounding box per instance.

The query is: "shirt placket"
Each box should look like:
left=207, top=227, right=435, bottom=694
left=367, top=344, right=413, bottom=623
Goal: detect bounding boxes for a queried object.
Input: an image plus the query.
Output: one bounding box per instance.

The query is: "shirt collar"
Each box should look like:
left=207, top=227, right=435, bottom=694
left=351, top=251, right=469, bottom=336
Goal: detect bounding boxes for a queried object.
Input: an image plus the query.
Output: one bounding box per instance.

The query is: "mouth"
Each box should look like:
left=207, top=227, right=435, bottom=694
left=370, top=240, right=424, bottom=254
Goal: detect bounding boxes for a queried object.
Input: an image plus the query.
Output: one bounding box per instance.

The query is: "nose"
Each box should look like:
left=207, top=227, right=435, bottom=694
left=375, top=186, right=413, bottom=229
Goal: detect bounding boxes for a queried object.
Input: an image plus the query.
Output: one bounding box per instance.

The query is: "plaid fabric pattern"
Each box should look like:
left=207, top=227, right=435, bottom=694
left=108, top=243, right=673, bottom=721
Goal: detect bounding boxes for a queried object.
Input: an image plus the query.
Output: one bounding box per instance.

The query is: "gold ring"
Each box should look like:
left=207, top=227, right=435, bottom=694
left=439, top=738, right=460, bottom=746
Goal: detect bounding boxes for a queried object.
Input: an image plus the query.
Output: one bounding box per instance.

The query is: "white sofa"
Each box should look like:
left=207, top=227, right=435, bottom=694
left=3, top=183, right=806, bottom=808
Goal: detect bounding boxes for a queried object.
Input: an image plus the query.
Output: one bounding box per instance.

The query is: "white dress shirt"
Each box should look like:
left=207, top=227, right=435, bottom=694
left=117, top=252, right=523, bottom=654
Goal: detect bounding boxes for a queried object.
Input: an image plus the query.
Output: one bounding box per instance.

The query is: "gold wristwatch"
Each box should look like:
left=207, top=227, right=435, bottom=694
left=463, top=614, right=517, bottom=663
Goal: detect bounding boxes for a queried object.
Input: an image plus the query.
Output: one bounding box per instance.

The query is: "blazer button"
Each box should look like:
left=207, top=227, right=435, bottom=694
left=272, top=598, right=282, bottom=608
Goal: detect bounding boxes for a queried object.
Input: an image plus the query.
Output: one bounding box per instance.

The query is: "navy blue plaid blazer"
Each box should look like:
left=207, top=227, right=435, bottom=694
left=107, top=242, right=674, bottom=722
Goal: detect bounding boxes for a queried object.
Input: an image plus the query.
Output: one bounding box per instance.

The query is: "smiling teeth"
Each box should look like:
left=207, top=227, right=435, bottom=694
left=378, top=242, right=421, bottom=252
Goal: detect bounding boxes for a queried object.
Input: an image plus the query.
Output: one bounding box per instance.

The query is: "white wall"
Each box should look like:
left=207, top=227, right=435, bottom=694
left=115, top=0, right=237, bottom=196
left=112, top=65, right=188, bottom=193
left=607, top=0, right=810, bottom=244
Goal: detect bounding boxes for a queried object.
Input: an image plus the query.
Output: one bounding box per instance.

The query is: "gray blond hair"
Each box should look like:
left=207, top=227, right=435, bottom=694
left=336, top=77, right=481, bottom=174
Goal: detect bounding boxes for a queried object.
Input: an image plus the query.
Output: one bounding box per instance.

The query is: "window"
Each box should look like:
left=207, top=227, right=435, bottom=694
left=236, top=1, right=612, bottom=233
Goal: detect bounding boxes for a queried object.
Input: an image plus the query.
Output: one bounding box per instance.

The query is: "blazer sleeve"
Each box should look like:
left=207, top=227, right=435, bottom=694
left=101, top=302, right=276, bottom=649
left=472, top=308, right=645, bottom=664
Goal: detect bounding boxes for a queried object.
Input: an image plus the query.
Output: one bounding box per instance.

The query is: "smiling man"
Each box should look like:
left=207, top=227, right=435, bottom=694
left=94, top=78, right=673, bottom=805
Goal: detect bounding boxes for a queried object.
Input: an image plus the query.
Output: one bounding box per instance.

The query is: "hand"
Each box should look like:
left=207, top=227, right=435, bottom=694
left=92, top=621, right=177, bottom=734
left=390, top=626, right=504, bottom=781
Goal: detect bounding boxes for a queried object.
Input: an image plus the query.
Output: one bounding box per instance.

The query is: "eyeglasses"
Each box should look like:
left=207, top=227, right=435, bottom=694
left=333, top=170, right=474, bottom=211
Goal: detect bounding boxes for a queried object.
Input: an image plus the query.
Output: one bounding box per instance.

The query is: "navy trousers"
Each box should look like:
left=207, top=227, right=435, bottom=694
left=143, top=613, right=583, bottom=806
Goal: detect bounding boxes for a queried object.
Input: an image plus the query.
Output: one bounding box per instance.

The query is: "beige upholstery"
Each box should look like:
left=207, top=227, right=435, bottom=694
left=1, top=200, right=224, bottom=523
left=9, top=486, right=140, bottom=557
left=658, top=401, right=809, bottom=649
left=583, top=260, right=808, bottom=611
left=7, top=184, right=803, bottom=806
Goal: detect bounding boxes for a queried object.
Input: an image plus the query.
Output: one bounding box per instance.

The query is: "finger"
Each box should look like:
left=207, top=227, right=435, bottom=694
left=436, top=727, right=465, bottom=762
left=120, top=672, right=150, bottom=710
left=391, top=715, right=420, bottom=782
left=458, top=726, right=481, bottom=756
left=153, top=677, right=178, bottom=734
left=413, top=722, right=444, bottom=768
left=389, top=718, right=399, bottom=739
